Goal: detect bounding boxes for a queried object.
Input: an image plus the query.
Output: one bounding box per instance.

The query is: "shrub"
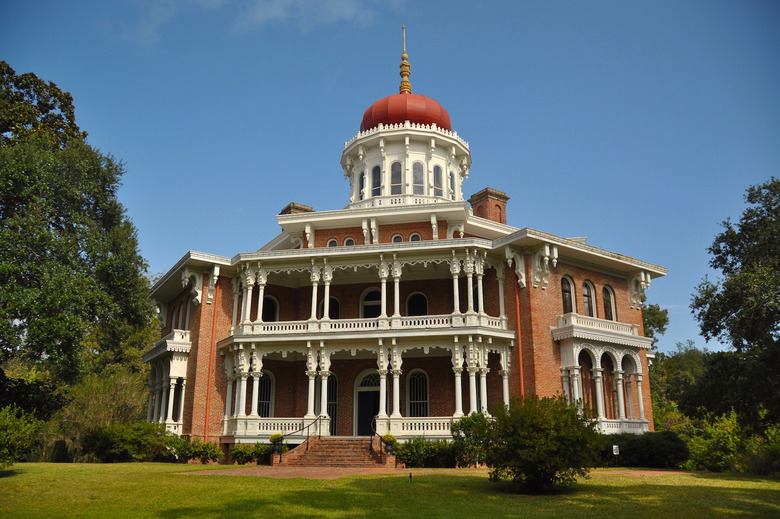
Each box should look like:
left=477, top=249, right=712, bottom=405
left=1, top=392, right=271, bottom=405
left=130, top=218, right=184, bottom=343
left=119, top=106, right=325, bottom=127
left=451, top=413, right=490, bottom=467
left=158, top=434, right=191, bottom=463
left=394, top=437, right=457, bottom=468
left=81, top=421, right=167, bottom=463
left=484, top=396, right=601, bottom=493
left=188, top=438, right=224, bottom=464
left=255, top=443, right=274, bottom=465
left=381, top=434, right=396, bottom=445
left=684, top=410, right=746, bottom=472
left=230, top=443, right=257, bottom=465
left=0, top=405, right=42, bottom=469
left=601, top=431, right=689, bottom=468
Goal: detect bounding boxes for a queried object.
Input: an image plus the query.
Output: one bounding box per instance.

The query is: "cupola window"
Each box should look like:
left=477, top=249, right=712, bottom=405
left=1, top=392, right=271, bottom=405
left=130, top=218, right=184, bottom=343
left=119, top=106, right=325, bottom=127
left=413, top=162, right=424, bottom=195
left=433, top=165, right=443, bottom=196
left=359, top=172, right=365, bottom=201
left=371, top=166, right=381, bottom=197
left=449, top=171, right=455, bottom=200
left=391, top=161, right=402, bottom=195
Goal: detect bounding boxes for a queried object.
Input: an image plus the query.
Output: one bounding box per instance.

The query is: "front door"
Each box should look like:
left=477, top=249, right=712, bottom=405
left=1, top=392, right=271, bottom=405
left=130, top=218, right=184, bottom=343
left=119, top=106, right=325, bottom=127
left=356, top=390, right=379, bottom=436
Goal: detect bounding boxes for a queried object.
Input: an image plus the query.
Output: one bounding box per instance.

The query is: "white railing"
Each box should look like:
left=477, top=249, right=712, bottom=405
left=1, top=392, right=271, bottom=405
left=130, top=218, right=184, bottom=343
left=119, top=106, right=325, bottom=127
left=557, top=313, right=639, bottom=336
left=596, top=419, right=649, bottom=435
left=400, top=417, right=454, bottom=435
left=398, top=315, right=452, bottom=328
left=234, top=313, right=505, bottom=338
left=226, top=417, right=331, bottom=440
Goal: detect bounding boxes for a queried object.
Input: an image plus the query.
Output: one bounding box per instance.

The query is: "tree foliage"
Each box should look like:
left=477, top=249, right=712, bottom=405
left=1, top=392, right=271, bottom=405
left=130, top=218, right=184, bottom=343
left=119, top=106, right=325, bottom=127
left=641, top=296, right=669, bottom=348
left=692, top=177, right=780, bottom=353
left=0, top=404, right=42, bottom=469
left=0, top=62, right=154, bottom=385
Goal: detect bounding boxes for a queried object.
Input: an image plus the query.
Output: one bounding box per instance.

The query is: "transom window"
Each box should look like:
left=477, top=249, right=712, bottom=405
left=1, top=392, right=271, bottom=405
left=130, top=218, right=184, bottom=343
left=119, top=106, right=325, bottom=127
left=392, top=234, right=403, bottom=243
left=410, top=233, right=421, bottom=242
left=390, top=161, right=402, bottom=195
left=327, top=239, right=338, bottom=247
left=412, top=162, right=424, bottom=195
left=344, top=238, right=355, bottom=246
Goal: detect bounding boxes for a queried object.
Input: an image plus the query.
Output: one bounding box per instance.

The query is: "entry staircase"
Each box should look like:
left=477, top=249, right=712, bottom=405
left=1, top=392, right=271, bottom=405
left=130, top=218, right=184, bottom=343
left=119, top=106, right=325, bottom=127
left=273, top=436, right=392, bottom=467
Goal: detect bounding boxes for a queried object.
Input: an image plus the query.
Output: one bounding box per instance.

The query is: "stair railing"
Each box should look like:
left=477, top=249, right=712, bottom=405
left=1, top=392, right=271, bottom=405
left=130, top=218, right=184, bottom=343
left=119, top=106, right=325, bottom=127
left=369, top=414, right=383, bottom=464
left=276, top=415, right=325, bottom=463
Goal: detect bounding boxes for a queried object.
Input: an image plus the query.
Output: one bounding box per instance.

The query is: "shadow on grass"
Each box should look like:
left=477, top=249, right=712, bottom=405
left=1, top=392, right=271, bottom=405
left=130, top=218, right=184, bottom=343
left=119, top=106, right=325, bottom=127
left=0, top=468, right=21, bottom=478
left=153, top=471, right=780, bottom=518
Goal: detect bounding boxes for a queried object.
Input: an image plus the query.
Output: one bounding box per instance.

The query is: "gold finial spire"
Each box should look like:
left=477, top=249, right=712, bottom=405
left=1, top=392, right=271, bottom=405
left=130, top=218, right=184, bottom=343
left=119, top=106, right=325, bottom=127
left=399, top=25, right=411, bottom=94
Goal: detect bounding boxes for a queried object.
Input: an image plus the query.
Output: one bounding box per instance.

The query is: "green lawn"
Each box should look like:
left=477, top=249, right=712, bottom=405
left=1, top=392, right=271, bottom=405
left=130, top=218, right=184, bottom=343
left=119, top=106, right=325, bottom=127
left=1, top=463, right=778, bottom=518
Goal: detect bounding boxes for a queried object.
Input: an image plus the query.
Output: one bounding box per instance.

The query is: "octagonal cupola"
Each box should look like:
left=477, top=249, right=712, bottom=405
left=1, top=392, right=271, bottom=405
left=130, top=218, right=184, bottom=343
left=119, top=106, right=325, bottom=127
left=341, top=28, right=472, bottom=209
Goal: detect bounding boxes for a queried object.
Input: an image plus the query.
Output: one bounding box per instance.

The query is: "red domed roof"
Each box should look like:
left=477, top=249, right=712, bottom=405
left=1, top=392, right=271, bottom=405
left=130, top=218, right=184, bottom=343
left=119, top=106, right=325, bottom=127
left=360, top=92, right=451, bottom=132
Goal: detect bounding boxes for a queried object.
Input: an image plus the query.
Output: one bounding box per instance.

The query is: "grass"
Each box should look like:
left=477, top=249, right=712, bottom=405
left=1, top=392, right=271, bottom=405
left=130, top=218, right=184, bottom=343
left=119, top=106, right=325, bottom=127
left=1, top=463, right=778, bottom=518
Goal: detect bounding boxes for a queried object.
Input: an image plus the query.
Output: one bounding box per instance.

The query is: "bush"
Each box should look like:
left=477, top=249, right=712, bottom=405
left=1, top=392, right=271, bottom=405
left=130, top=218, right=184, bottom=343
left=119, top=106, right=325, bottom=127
left=0, top=405, right=42, bottom=468
left=394, top=437, right=457, bottom=468
left=157, top=434, right=191, bottom=463
left=230, top=443, right=257, bottom=465
left=600, top=431, right=689, bottom=468
left=188, top=438, right=224, bottom=464
left=451, top=413, right=490, bottom=467
left=684, top=410, right=746, bottom=472
left=81, top=421, right=167, bottom=463
left=484, top=396, right=601, bottom=493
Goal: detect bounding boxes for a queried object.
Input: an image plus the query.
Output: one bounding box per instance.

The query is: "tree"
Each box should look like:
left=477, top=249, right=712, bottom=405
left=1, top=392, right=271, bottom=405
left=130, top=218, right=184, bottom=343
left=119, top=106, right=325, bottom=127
left=0, top=63, right=154, bottom=386
left=642, top=296, right=669, bottom=349
left=691, top=177, right=780, bottom=426
left=481, top=396, right=601, bottom=493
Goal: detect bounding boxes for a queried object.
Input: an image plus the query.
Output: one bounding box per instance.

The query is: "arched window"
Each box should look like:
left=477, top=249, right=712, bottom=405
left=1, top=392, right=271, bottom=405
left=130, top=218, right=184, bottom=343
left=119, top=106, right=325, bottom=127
left=361, top=289, right=382, bottom=318
left=433, top=165, right=443, bottom=196
left=603, top=286, right=616, bottom=321
left=256, top=370, right=274, bottom=417
left=392, top=234, right=403, bottom=243
left=327, top=239, right=338, bottom=247
left=561, top=277, right=576, bottom=314
left=583, top=281, right=595, bottom=317
left=412, top=162, right=424, bottom=195
left=344, top=238, right=355, bottom=246
left=409, top=233, right=421, bottom=242
left=407, top=370, right=429, bottom=417
left=262, top=296, right=279, bottom=322
left=358, top=171, right=365, bottom=200
left=390, top=161, right=402, bottom=195
left=371, top=166, right=381, bottom=197
left=406, top=292, right=428, bottom=316
left=318, top=297, right=340, bottom=319
left=449, top=171, right=455, bottom=200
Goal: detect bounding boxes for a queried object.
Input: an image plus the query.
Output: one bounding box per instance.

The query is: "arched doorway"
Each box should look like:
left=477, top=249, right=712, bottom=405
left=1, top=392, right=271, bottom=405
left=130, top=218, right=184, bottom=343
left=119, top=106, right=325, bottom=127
left=354, top=372, right=380, bottom=436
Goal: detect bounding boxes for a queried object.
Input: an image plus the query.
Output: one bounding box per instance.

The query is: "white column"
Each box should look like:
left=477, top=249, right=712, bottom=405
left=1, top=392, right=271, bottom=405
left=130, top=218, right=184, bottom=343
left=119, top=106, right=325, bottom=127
left=451, top=259, right=461, bottom=314
left=479, top=368, right=489, bottom=413
left=250, top=373, right=260, bottom=416
left=453, top=368, right=464, bottom=418
left=391, top=370, right=402, bottom=417
left=178, top=379, right=187, bottom=423
left=255, top=284, right=265, bottom=322
left=561, top=368, right=571, bottom=404
left=466, top=266, right=475, bottom=313
left=392, top=274, right=401, bottom=317
left=476, top=273, right=485, bottom=314
left=309, top=281, right=319, bottom=320
left=467, top=367, right=478, bottom=414
left=615, top=370, right=626, bottom=420
left=319, top=372, right=330, bottom=417
left=152, top=383, right=161, bottom=422
left=625, top=374, right=635, bottom=419
left=497, top=268, right=506, bottom=321
left=380, top=276, right=388, bottom=318
left=230, top=278, right=239, bottom=333
left=242, top=284, right=254, bottom=324
left=160, top=382, right=170, bottom=422
left=224, top=377, right=234, bottom=420
left=378, top=369, right=388, bottom=418
left=165, top=378, right=176, bottom=422
left=237, top=374, right=248, bottom=417
left=305, top=371, right=317, bottom=418
left=593, top=368, right=606, bottom=419
left=322, top=283, right=330, bottom=320
left=569, top=367, right=582, bottom=405
left=635, top=373, right=646, bottom=420
left=500, top=370, right=510, bottom=407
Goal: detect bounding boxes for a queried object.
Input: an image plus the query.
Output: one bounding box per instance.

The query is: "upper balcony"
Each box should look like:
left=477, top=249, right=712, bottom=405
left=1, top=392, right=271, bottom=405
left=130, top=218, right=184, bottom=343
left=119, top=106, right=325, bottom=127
left=142, top=329, right=192, bottom=364
left=230, top=312, right=510, bottom=345
left=551, top=313, right=653, bottom=349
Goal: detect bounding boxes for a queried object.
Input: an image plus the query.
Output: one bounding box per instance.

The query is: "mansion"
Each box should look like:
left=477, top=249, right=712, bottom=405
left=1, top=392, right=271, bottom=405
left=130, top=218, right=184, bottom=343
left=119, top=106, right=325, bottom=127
left=143, top=40, right=665, bottom=448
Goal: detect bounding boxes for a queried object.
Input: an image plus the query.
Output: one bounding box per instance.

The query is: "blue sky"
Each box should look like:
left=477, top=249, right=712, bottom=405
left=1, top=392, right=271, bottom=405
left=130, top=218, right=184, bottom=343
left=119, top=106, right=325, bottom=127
left=3, top=1, right=779, bottom=353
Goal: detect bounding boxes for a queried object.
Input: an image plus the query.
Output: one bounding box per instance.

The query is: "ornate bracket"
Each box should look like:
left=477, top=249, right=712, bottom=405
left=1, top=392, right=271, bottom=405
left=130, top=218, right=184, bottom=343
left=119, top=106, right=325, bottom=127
left=505, top=247, right=527, bottom=288
left=630, top=271, right=651, bottom=309
left=182, top=267, right=204, bottom=305
left=531, top=243, right=558, bottom=289
left=304, top=223, right=314, bottom=249
left=207, top=265, right=220, bottom=304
